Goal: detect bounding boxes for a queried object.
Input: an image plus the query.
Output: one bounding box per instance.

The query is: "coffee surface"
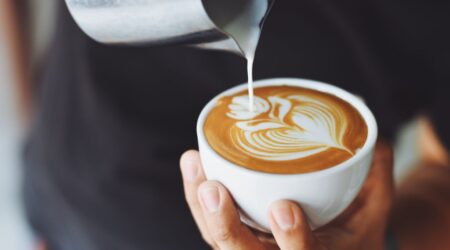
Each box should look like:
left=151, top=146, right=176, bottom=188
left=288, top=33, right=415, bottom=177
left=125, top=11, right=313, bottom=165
left=204, top=86, right=368, bottom=174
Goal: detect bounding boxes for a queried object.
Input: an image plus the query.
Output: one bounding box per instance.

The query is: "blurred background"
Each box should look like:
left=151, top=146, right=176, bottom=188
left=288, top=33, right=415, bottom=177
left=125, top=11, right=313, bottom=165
left=0, top=0, right=55, bottom=248
left=0, top=0, right=420, bottom=248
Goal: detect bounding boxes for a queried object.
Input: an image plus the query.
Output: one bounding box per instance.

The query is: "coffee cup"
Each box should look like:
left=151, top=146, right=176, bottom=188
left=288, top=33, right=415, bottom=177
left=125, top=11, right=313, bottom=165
left=197, top=78, right=378, bottom=232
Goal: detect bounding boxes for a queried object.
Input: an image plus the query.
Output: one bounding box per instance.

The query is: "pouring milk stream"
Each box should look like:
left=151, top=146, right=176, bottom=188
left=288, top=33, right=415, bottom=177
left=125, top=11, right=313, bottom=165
left=65, top=0, right=271, bottom=111
left=205, top=0, right=269, bottom=112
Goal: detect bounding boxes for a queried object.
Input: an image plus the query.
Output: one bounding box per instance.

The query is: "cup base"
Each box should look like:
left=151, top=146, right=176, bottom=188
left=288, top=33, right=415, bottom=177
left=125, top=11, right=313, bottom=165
left=239, top=209, right=271, bottom=233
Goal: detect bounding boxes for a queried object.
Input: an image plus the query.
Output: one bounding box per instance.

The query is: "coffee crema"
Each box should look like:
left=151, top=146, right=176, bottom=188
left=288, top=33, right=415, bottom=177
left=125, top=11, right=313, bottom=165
left=204, top=86, right=368, bottom=174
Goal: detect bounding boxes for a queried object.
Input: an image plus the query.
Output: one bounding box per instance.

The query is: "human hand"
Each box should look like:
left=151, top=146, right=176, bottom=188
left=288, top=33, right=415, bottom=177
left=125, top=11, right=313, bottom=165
left=180, top=141, right=394, bottom=250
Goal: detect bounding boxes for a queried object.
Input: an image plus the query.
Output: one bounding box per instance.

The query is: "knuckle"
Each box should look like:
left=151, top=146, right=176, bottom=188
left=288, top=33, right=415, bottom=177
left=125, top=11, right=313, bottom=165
left=185, top=193, right=199, bottom=207
left=211, top=227, right=234, bottom=242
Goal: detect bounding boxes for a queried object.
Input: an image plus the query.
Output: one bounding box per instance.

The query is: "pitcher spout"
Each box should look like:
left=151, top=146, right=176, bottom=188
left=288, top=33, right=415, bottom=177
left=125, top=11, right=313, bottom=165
left=65, top=0, right=274, bottom=56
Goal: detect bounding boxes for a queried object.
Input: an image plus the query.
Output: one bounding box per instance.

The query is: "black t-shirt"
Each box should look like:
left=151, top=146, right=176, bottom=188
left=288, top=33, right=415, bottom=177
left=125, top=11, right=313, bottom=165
left=25, top=1, right=450, bottom=249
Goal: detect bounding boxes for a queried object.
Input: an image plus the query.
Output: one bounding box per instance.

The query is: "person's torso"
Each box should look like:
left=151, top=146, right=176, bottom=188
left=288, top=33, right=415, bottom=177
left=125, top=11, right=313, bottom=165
left=25, top=1, right=449, bottom=249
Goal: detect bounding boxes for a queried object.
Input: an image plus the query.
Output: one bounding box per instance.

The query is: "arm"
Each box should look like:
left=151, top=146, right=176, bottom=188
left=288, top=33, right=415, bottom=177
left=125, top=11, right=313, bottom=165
left=392, top=117, right=450, bottom=249
left=0, top=0, right=32, bottom=121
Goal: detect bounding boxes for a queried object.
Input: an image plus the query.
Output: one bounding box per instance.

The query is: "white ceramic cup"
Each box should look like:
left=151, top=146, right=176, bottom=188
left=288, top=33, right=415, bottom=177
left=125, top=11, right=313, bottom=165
left=197, top=78, right=378, bottom=232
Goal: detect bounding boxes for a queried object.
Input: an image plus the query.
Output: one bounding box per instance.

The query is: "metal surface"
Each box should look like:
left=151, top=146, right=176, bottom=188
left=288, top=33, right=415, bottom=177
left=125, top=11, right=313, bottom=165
left=65, top=0, right=274, bottom=56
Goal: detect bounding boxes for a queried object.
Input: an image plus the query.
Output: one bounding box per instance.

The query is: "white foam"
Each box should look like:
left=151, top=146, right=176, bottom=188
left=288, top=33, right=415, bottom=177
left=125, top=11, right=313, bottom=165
left=213, top=0, right=268, bottom=111
left=227, top=94, right=353, bottom=161
left=227, top=96, right=269, bottom=120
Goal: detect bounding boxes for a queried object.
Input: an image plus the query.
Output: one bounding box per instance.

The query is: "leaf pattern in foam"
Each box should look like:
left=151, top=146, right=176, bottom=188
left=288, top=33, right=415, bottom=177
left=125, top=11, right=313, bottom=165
left=288, top=95, right=351, bottom=154
left=268, top=96, right=292, bottom=122
left=227, top=94, right=352, bottom=161
left=227, top=96, right=270, bottom=120
left=236, top=119, right=287, bottom=132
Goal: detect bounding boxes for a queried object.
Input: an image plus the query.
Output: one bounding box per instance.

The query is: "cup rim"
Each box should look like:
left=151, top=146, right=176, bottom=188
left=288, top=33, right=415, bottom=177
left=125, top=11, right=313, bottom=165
left=197, top=78, right=378, bottom=178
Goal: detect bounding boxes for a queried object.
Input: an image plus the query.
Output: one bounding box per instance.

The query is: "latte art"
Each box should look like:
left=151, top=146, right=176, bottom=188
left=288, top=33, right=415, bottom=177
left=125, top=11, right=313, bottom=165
left=228, top=94, right=352, bottom=161
left=204, top=86, right=368, bottom=174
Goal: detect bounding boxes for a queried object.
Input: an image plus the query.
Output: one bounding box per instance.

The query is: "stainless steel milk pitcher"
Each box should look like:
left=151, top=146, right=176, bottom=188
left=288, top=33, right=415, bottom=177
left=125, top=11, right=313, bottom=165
left=65, top=0, right=274, bottom=56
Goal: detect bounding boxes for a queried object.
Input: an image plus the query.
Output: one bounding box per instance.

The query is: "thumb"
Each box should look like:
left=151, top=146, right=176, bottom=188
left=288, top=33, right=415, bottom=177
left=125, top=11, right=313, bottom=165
left=269, top=201, right=319, bottom=250
left=198, top=181, right=266, bottom=250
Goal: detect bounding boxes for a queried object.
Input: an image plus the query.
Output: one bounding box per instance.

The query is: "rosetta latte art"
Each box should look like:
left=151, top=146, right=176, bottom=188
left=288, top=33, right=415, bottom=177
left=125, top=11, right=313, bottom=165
left=204, top=86, right=368, bottom=174
left=227, top=95, right=352, bottom=161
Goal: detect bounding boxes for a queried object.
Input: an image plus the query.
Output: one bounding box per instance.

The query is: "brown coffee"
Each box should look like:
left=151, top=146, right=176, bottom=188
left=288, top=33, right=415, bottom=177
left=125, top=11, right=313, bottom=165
left=204, top=86, right=368, bottom=174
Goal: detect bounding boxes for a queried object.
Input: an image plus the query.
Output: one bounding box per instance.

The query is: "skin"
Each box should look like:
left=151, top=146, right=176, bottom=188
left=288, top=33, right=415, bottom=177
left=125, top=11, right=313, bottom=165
left=391, top=118, right=450, bottom=250
left=0, top=0, right=31, bottom=121
left=181, top=117, right=450, bottom=250
left=180, top=141, right=395, bottom=250
left=2, top=2, right=449, bottom=249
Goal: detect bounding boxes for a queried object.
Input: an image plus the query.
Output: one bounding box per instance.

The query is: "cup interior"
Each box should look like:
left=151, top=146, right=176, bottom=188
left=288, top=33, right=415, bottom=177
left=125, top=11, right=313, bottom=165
left=197, top=78, right=378, bottom=177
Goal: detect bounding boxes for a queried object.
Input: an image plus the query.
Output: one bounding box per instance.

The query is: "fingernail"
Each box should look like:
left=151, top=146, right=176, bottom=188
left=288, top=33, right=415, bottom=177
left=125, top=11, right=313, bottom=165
left=181, top=159, right=198, bottom=182
left=272, top=203, right=295, bottom=231
left=200, top=186, right=220, bottom=213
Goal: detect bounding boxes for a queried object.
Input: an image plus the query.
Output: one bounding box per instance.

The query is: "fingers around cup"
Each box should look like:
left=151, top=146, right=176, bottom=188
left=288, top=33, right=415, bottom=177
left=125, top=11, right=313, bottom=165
left=180, top=150, right=206, bottom=209
left=180, top=150, right=203, bottom=182
left=180, top=150, right=213, bottom=245
left=198, top=181, right=266, bottom=250
left=269, top=200, right=317, bottom=250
